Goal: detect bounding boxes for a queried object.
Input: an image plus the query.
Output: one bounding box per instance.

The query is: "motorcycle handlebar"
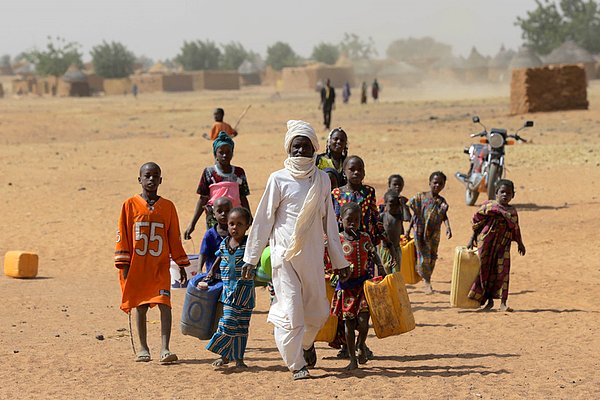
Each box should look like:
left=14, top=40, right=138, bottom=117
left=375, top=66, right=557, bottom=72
left=509, top=134, right=527, bottom=143
left=470, top=131, right=486, bottom=138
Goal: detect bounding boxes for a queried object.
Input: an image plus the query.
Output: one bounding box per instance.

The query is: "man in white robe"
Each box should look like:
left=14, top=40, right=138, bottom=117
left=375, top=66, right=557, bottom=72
left=242, top=120, right=349, bottom=380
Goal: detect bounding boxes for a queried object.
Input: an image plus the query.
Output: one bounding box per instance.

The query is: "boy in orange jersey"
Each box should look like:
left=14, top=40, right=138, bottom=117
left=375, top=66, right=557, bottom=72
left=115, top=162, right=190, bottom=363
left=207, top=108, right=238, bottom=140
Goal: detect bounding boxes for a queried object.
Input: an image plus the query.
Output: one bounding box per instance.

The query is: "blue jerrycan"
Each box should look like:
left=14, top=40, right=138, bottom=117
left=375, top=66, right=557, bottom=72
left=180, top=273, right=223, bottom=340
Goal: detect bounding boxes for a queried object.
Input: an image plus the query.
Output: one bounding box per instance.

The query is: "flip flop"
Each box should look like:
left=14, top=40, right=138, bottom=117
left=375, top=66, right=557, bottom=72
left=159, top=351, right=178, bottom=364
left=135, top=352, right=151, bottom=362
left=292, top=367, right=310, bottom=380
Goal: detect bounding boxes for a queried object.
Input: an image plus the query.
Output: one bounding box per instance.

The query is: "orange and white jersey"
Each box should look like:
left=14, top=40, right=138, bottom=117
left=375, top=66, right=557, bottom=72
left=115, top=194, right=189, bottom=313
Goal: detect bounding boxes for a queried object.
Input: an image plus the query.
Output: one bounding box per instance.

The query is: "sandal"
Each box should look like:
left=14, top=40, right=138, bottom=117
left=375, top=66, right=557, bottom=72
left=159, top=351, right=178, bottom=364
left=135, top=351, right=151, bottom=362
left=292, top=366, right=310, bottom=380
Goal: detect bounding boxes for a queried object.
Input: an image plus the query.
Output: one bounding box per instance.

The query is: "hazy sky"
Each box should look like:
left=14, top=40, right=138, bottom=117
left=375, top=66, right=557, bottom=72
left=2, top=0, right=537, bottom=61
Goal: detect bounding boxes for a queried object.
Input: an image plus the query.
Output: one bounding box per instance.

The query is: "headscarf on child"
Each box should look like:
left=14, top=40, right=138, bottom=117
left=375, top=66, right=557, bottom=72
left=213, top=131, right=235, bottom=155
left=282, top=120, right=327, bottom=261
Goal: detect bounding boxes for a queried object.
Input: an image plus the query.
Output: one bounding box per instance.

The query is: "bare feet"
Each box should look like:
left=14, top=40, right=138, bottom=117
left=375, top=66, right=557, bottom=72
left=499, top=303, right=514, bottom=312
left=344, top=359, right=359, bottom=370
left=212, top=356, right=229, bottom=367
left=235, top=359, right=248, bottom=368
left=357, top=347, right=368, bottom=365
left=336, top=347, right=349, bottom=359
left=479, top=299, right=494, bottom=312
left=303, top=344, right=317, bottom=368
left=423, top=281, right=433, bottom=295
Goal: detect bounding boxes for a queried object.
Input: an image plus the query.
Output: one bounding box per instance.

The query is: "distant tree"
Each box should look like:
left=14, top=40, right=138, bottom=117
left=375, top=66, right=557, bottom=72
left=90, top=41, right=135, bottom=78
left=516, top=0, right=600, bottom=55
left=175, top=40, right=221, bottom=71
left=0, top=54, right=10, bottom=67
left=339, top=33, right=377, bottom=60
left=311, top=42, right=340, bottom=65
left=266, top=42, right=299, bottom=71
left=220, top=42, right=248, bottom=70
left=387, top=37, right=452, bottom=63
left=136, top=55, right=154, bottom=71
left=23, top=36, right=82, bottom=77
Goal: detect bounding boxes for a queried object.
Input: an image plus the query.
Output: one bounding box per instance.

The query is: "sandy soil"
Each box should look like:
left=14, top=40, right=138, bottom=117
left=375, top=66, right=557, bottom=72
left=1, top=83, right=599, bottom=399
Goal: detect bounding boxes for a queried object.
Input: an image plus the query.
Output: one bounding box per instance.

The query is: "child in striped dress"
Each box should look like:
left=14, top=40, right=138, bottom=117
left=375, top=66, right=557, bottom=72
left=205, top=207, right=255, bottom=368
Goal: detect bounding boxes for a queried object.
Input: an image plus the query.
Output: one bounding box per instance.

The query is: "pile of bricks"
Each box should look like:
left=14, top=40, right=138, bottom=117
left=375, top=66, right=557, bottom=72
left=510, top=65, right=588, bottom=114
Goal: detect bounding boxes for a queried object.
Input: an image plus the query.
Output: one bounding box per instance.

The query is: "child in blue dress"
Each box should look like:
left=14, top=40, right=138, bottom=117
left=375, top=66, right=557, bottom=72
left=206, top=207, right=254, bottom=368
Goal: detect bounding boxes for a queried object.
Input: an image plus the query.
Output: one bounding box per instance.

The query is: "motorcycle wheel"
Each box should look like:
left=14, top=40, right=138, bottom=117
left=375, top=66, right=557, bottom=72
left=465, top=189, right=479, bottom=206
left=487, top=164, right=502, bottom=200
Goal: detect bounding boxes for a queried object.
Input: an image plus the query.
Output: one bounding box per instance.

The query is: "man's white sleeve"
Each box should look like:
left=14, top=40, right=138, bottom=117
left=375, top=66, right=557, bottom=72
left=243, top=173, right=280, bottom=265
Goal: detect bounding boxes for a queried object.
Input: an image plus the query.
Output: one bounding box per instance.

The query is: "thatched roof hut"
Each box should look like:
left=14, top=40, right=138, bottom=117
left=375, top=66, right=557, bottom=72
left=238, top=60, right=261, bottom=85
left=544, top=40, right=595, bottom=80
left=58, top=64, right=89, bottom=96
left=378, top=61, right=422, bottom=87
left=148, top=62, right=170, bottom=74
left=430, top=56, right=466, bottom=82
left=464, top=47, right=489, bottom=82
left=509, top=47, right=543, bottom=69
left=489, top=45, right=516, bottom=83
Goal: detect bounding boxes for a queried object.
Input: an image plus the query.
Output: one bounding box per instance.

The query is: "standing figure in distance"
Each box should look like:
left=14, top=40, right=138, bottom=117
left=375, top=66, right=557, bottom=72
left=371, top=78, right=380, bottom=102
left=342, top=81, right=351, bottom=104
left=320, top=79, right=336, bottom=130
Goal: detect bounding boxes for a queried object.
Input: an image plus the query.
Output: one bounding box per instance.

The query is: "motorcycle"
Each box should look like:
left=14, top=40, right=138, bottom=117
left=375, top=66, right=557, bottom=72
left=455, top=116, right=533, bottom=206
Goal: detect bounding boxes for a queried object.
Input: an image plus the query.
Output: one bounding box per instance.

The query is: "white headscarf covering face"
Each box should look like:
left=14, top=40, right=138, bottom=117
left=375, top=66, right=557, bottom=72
left=282, top=120, right=326, bottom=261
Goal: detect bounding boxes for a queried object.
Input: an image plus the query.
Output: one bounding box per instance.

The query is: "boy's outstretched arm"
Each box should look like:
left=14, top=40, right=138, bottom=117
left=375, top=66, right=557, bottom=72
left=184, top=195, right=209, bottom=239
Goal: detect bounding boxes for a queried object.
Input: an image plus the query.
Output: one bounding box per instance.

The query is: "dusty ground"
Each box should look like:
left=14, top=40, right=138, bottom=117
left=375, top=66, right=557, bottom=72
left=1, top=82, right=599, bottom=399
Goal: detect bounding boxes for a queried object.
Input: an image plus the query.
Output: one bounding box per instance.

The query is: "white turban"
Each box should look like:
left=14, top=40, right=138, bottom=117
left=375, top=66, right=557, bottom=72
left=284, top=120, right=319, bottom=154
left=282, top=119, right=326, bottom=261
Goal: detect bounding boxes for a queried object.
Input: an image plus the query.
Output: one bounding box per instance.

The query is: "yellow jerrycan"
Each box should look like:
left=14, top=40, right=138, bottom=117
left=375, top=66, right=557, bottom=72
left=314, top=277, right=338, bottom=342
left=450, top=246, right=481, bottom=309
left=400, top=236, right=421, bottom=285
left=364, top=272, right=415, bottom=338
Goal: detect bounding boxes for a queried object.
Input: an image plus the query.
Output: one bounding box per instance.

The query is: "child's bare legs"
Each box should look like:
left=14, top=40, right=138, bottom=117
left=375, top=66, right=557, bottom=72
left=158, top=304, right=178, bottom=363
left=344, top=318, right=358, bottom=370
left=356, top=312, right=369, bottom=364
left=135, top=305, right=151, bottom=361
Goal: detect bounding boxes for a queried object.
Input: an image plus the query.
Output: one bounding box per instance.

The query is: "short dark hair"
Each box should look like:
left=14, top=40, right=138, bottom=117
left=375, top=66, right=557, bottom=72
left=139, top=161, right=161, bottom=176
left=384, top=190, right=399, bottom=202
left=388, top=174, right=404, bottom=186
left=214, top=107, right=224, bottom=115
left=495, top=179, right=515, bottom=193
left=342, top=155, right=364, bottom=170
left=229, top=207, right=252, bottom=224
left=340, top=201, right=361, bottom=218
left=429, top=171, right=447, bottom=183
